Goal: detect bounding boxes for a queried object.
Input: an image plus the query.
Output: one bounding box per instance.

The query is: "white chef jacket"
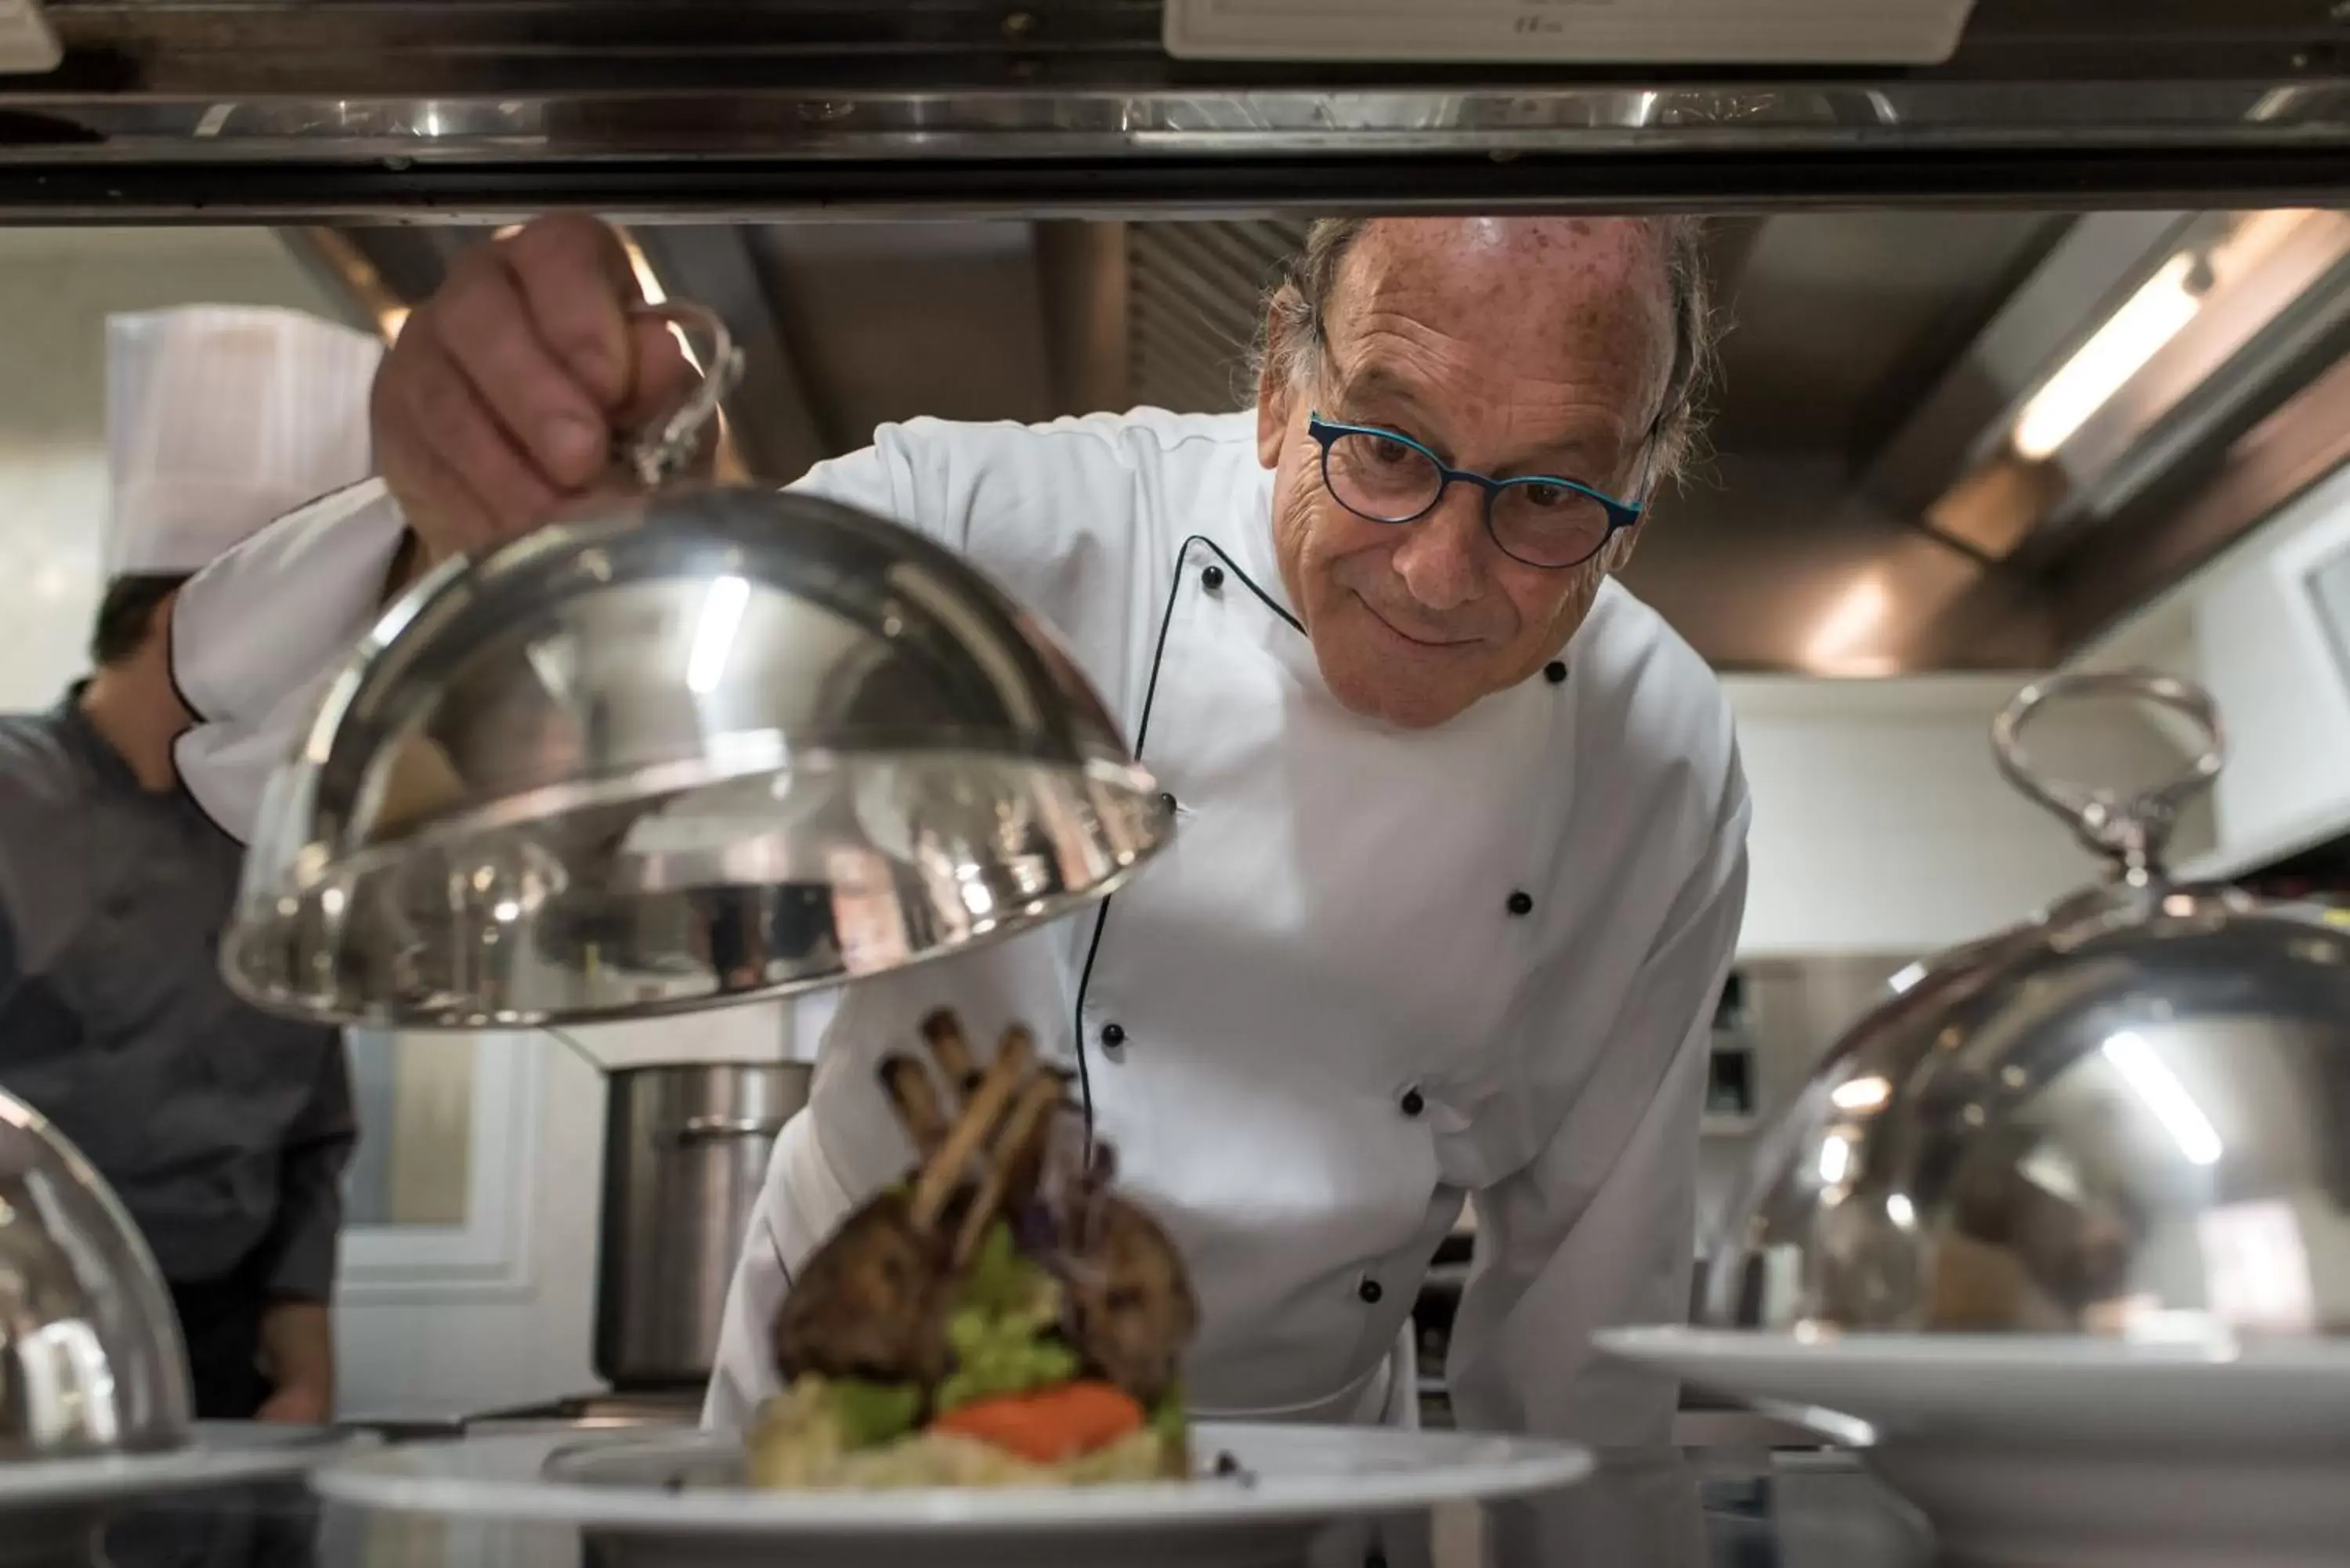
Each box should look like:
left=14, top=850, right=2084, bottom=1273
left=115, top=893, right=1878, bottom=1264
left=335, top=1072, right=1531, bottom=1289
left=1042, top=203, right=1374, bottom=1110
left=169, top=409, right=1748, bottom=1529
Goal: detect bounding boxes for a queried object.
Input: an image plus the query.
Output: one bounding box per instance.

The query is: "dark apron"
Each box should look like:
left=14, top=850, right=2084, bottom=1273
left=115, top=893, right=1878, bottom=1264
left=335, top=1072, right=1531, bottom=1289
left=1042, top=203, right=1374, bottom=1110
left=168, top=1252, right=272, bottom=1420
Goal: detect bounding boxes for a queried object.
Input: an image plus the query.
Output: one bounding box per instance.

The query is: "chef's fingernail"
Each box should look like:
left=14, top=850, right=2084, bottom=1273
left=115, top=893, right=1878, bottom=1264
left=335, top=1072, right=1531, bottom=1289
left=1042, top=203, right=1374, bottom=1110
left=544, top=415, right=604, bottom=475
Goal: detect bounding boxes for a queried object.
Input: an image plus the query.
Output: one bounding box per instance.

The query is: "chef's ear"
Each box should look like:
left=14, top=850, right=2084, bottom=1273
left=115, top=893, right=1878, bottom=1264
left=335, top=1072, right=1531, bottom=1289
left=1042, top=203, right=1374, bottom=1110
left=1255, top=374, right=1291, bottom=468
left=1602, top=520, right=1643, bottom=575
left=1604, top=438, right=1667, bottom=571
left=1255, top=284, right=1309, bottom=467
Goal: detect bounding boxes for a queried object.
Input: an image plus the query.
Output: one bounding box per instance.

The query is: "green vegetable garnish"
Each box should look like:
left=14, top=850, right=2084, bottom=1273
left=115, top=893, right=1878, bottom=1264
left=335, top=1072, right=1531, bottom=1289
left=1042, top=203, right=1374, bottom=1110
left=957, top=1223, right=1056, bottom=1321
left=937, top=1317, right=1079, bottom=1411
left=824, top=1378, right=923, bottom=1450
left=1151, top=1384, right=1187, bottom=1447
left=932, top=1221, right=1080, bottom=1412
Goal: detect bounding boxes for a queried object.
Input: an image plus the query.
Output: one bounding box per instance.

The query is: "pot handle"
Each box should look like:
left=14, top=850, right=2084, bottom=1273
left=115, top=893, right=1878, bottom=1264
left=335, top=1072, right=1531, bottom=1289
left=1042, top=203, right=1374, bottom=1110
left=1990, top=668, right=2225, bottom=880
left=619, top=299, right=747, bottom=490
left=671, top=1115, right=793, bottom=1146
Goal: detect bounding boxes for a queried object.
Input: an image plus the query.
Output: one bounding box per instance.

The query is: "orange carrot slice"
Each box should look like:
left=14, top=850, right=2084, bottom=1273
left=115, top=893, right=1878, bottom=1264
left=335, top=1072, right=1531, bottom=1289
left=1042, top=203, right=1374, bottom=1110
left=928, top=1381, right=1146, bottom=1463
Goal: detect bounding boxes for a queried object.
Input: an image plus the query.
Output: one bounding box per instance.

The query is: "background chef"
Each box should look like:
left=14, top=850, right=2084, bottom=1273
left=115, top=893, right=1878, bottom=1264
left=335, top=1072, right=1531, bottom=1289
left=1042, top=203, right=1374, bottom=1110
left=0, top=305, right=378, bottom=1423
left=162, top=214, right=1749, bottom=1477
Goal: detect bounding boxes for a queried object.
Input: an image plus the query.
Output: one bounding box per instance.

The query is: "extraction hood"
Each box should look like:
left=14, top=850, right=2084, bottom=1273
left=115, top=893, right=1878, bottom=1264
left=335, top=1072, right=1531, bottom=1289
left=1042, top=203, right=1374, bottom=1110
left=10, top=0, right=2350, bottom=677
left=2, top=1, right=2350, bottom=219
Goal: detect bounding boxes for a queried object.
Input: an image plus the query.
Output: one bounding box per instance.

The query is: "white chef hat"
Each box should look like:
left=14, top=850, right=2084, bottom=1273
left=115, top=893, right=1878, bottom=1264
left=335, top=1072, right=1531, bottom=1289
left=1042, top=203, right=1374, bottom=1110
left=104, top=305, right=385, bottom=577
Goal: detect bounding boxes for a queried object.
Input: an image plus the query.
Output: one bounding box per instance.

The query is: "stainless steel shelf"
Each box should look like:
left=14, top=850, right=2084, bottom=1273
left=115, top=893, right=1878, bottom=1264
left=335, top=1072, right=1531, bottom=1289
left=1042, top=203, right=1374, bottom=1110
left=3, top=1, right=2350, bottom=216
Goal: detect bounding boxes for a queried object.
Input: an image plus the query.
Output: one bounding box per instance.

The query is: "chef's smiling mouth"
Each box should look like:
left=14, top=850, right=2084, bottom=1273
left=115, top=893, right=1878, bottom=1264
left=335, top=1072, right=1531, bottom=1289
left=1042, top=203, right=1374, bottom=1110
left=1353, top=592, right=1477, bottom=649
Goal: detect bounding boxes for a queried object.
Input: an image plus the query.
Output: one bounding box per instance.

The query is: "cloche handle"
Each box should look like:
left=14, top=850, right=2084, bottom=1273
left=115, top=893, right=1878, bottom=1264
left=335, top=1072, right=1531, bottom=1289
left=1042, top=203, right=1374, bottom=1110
left=618, top=299, right=746, bottom=489
left=1991, top=668, right=2225, bottom=881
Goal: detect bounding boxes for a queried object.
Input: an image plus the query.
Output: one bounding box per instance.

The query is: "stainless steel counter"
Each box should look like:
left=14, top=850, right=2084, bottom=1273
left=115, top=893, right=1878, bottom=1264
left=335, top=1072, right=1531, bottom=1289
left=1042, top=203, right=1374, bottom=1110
left=465, top=1390, right=706, bottom=1435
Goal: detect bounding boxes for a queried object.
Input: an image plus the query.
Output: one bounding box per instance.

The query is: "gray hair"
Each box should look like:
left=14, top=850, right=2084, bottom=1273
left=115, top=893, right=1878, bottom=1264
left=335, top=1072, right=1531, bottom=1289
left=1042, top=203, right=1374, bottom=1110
left=1256, top=216, right=1719, bottom=493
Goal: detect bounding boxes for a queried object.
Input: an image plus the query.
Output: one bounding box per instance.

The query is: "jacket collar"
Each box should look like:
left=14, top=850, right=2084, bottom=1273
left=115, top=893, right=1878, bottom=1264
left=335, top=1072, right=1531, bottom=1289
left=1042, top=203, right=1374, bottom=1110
left=51, top=680, right=142, bottom=793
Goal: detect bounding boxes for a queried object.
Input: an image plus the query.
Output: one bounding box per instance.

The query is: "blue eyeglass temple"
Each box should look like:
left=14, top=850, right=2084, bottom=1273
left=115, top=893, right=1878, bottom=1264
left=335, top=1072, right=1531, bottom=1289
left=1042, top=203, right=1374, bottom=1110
left=1304, top=414, right=1643, bottom=528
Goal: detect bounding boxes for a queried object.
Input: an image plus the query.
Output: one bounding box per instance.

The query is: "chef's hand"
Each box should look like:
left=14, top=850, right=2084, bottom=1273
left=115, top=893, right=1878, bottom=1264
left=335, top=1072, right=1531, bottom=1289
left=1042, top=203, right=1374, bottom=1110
left=372, top=211, right=707, bottom=566
left=255, top=1381, right=331, bottom=1427
left=255, top=1299, right=336, bottom=1426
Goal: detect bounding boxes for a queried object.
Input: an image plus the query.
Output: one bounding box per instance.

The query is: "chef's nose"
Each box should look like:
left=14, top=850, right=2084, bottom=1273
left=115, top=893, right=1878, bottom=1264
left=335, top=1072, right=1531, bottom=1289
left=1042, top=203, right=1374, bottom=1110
left=1390, top=483, right=1486, bottom=613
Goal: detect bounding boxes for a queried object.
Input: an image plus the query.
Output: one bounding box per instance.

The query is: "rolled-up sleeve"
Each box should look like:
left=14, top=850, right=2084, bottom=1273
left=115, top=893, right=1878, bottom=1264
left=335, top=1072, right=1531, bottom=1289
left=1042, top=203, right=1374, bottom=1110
left=170, top=482, right=412, bottom=844
left=262, top=1032, right=358, bottom=1301
left=171, top=481, right=408, bottom=728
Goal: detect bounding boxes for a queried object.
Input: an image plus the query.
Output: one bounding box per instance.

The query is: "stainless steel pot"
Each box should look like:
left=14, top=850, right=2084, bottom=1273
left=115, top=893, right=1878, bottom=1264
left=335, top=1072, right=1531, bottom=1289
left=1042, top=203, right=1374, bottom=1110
left=594, top=1061, right=812, bottom=1389
left=1705, top=670, right=2350, bottom=1343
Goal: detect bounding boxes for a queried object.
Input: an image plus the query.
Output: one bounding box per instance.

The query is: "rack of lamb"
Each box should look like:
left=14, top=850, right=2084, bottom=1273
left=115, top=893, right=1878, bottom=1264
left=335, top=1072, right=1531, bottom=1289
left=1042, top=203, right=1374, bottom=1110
left=747, top=1009, right=1200, bottom=1489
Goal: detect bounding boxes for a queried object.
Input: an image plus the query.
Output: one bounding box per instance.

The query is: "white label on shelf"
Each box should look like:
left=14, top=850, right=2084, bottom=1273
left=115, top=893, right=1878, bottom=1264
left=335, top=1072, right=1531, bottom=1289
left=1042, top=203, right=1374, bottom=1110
left=0, top=0, right=60, bottom=74
left=1164, top=0, right=1976, bottom=66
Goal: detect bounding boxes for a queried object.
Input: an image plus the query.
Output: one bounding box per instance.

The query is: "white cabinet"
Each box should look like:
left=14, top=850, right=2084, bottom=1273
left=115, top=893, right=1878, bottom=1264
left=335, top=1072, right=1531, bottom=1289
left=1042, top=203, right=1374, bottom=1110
left=341, top=1030, right=538, bottom=1298
left=2182, top=461, right=2350, bottom=876
left=331, top=1005, right=796, bottom=1418
left=333, top=1030, right=602, bottom=1418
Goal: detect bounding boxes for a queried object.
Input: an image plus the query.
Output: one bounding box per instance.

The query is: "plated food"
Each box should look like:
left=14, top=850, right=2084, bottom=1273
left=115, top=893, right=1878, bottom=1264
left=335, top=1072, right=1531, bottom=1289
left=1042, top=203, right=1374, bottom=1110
left=749, top=1010, right=1199, bottom=1489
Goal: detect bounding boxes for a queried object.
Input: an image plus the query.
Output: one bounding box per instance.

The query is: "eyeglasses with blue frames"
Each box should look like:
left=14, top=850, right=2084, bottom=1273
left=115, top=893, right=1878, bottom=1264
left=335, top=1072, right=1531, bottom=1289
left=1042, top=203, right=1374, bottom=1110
left=1305, top=413, right=1643, bottom=571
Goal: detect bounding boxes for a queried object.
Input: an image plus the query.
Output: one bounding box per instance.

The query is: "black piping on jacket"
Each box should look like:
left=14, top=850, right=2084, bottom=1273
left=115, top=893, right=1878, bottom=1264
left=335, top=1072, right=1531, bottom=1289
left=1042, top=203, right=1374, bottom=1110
left=1068, top=535, right=1302, bottom=1140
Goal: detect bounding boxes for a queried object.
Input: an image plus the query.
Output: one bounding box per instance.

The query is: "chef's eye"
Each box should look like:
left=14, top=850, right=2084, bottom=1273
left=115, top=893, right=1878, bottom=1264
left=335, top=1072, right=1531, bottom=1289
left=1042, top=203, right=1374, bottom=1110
left=1364, top=434, right=1419, bottom=467
left=1517, top=480, right=1574, bottom=510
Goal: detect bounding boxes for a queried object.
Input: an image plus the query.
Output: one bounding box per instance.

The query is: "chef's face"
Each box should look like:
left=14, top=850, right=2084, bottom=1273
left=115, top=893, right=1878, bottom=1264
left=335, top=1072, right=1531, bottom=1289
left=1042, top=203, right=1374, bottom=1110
left=1256, top=218, right=1676, bottom=730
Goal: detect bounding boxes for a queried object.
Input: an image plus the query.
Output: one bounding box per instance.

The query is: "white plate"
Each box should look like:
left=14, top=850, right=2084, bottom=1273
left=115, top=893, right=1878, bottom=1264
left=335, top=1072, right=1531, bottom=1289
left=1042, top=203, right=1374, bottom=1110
left=1597, top=1327, right=2350, bottom=1568
left=310, top=1424, right=1591, bottom=1567
left=0, top=1422, right=343, bottom=1512
left=1593, top=1325, right=2350, bottom=1445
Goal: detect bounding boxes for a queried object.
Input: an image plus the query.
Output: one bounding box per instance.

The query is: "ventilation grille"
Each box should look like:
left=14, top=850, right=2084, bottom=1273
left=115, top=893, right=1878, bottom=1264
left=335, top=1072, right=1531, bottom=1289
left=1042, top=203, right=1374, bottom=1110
left=1127, top=219, right=1309, bottom=414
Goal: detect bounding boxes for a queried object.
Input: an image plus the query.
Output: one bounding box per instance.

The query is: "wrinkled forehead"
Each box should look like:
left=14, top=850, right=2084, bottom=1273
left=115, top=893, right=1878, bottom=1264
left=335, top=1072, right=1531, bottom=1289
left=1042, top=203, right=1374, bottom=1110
left=1320, top=217, right=1677, bottom=417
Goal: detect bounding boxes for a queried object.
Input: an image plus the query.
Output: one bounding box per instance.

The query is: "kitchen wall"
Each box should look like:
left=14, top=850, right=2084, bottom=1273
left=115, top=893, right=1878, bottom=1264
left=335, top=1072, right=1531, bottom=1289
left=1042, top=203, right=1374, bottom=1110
left=1723, top=671, right=2213, bottom=956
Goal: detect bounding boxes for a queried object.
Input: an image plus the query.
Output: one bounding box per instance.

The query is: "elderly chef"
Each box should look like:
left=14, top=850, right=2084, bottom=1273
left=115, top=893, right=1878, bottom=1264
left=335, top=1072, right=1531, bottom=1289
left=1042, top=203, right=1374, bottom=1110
left=0, top=305, right=378, bottom=1423
left=162, top=215, right=1748, bottom=1470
